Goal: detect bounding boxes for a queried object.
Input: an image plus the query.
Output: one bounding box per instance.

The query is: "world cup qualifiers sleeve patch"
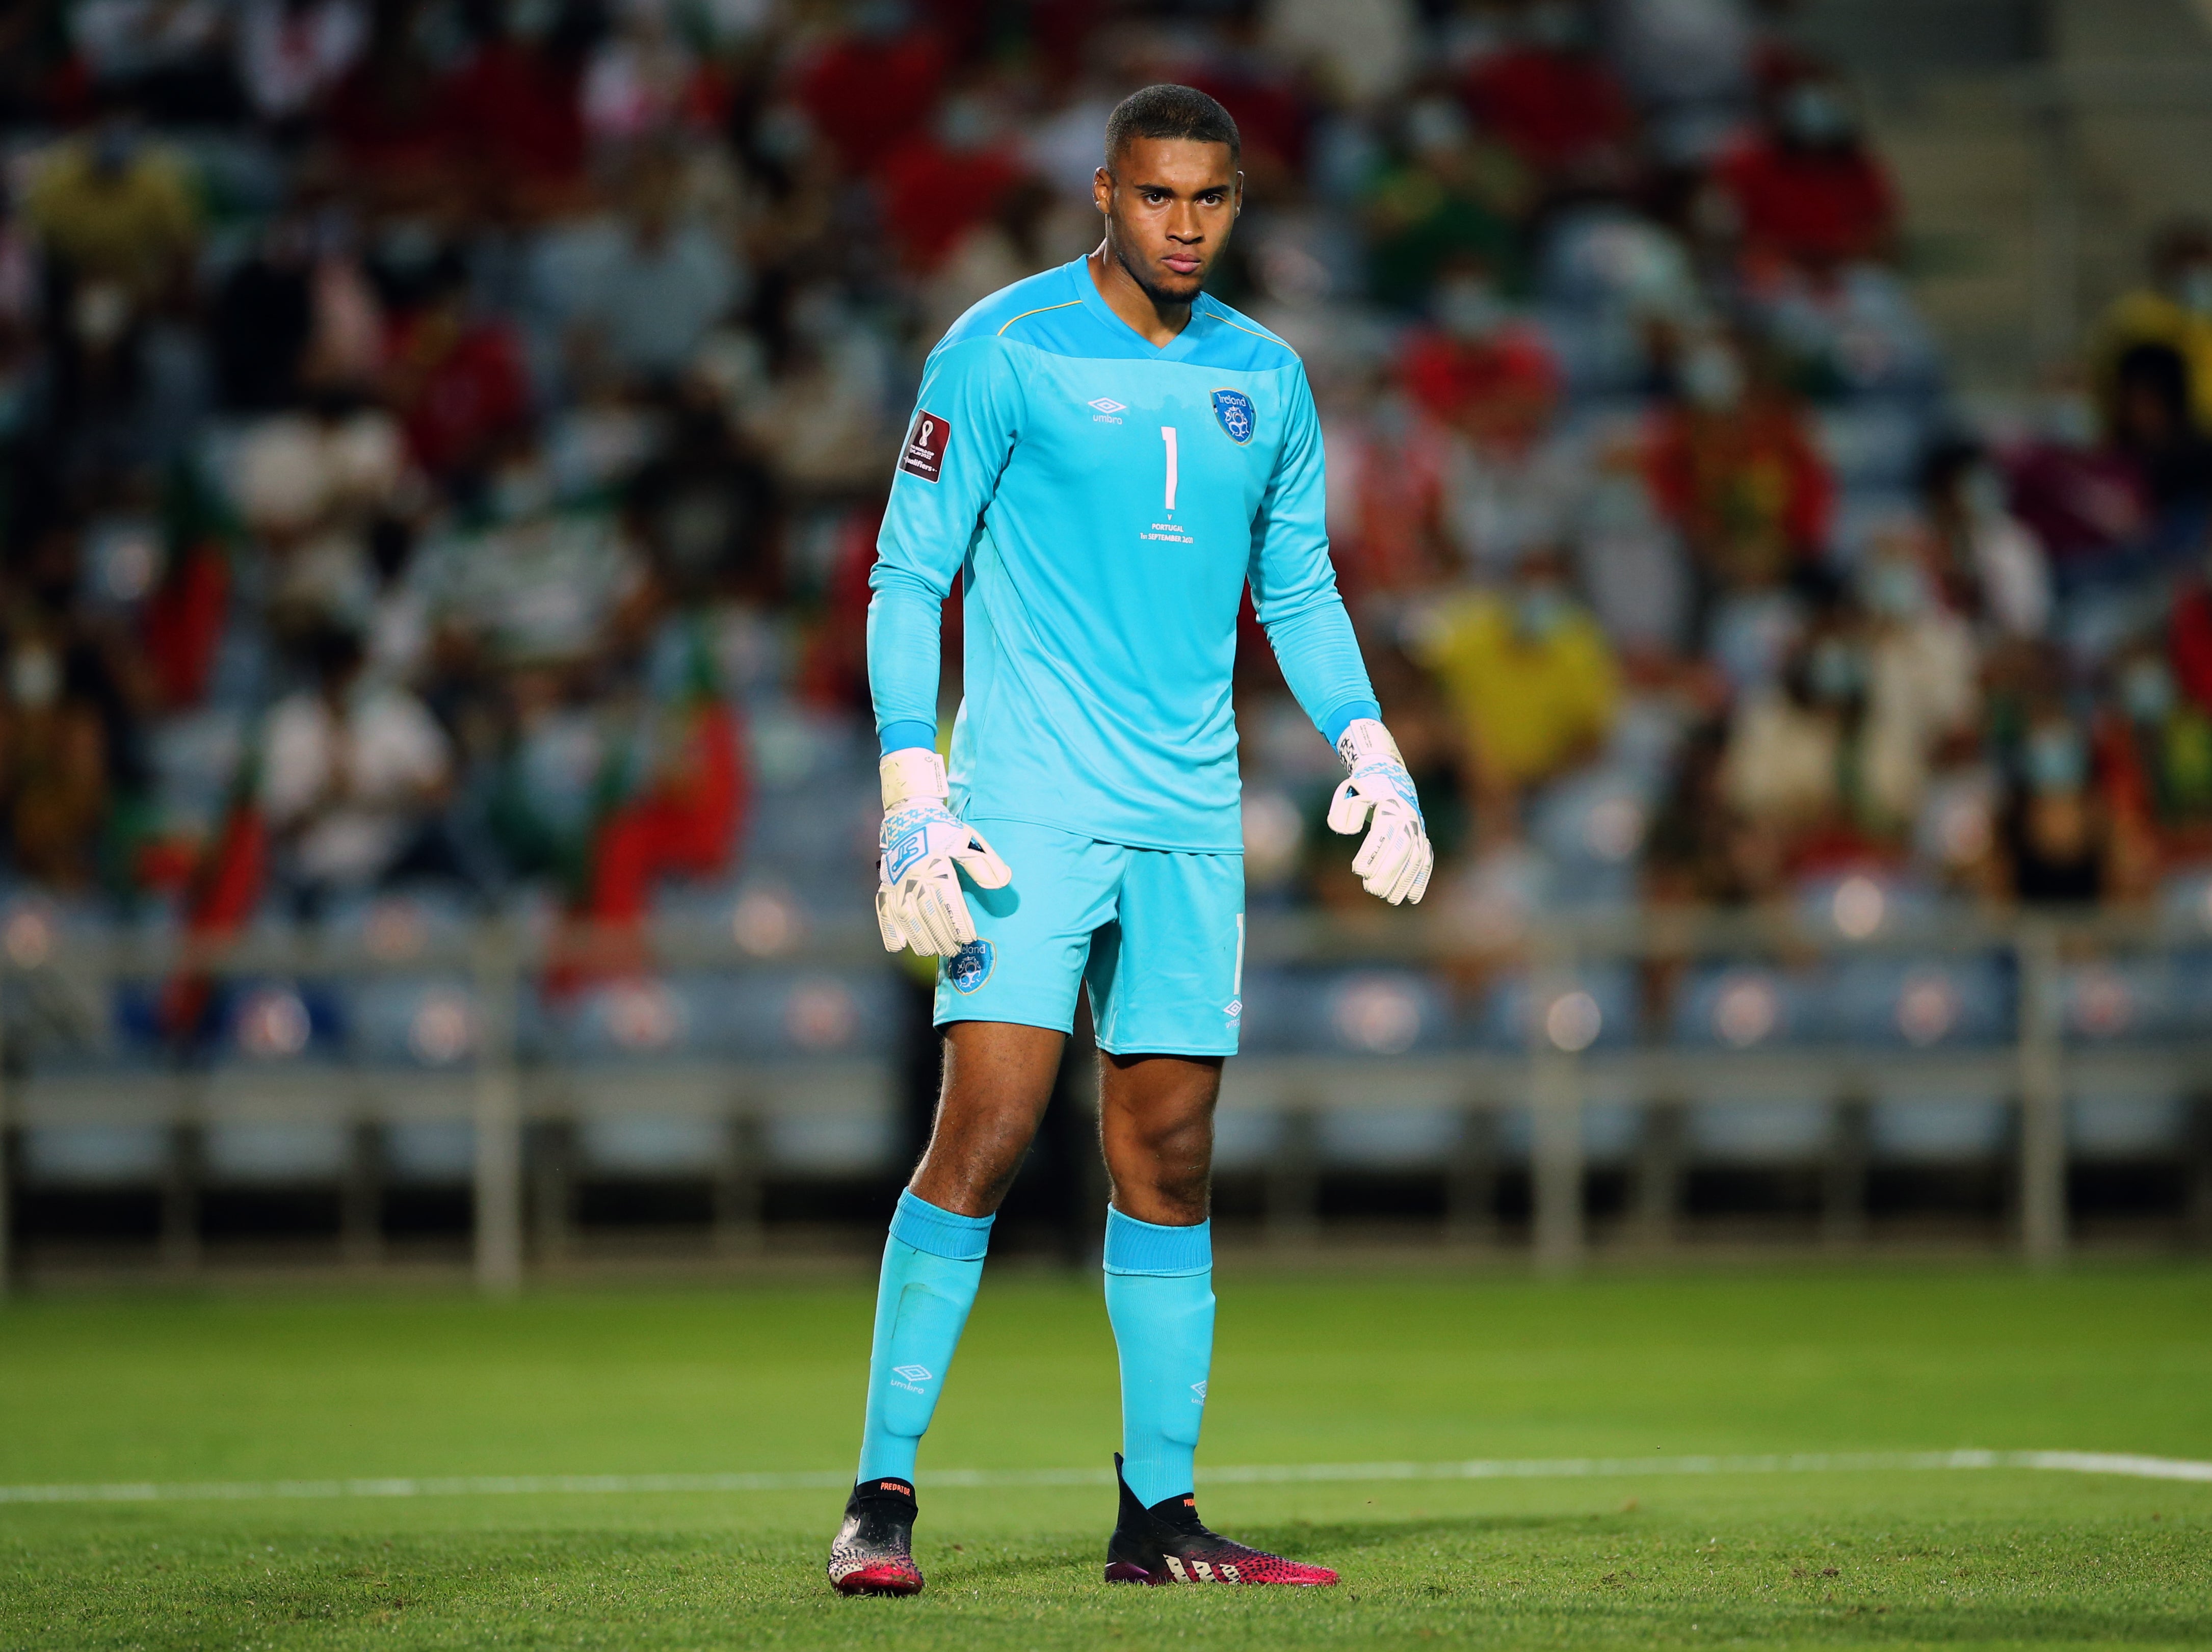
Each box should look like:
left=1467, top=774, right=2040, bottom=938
left=946, top=938, right=994, bottom=994
left=1210, top=389, right=1255, bottom=445
left=900, top=410, right=951, bottom=482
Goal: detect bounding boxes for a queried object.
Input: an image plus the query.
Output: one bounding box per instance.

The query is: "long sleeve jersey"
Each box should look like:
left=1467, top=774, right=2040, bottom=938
left=867, top=254, right=1378, bottom=853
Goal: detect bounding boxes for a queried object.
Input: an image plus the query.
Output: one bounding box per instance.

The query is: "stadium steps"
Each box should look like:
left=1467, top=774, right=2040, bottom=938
left=1822, top=0, right=2212, bottom=400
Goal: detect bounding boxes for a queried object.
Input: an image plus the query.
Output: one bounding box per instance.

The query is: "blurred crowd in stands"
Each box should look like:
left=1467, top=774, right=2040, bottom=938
left=2, top=0, right=2211, bottom=981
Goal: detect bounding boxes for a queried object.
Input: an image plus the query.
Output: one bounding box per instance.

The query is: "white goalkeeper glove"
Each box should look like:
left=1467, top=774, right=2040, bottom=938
left=874, top=748, right=1012, bottom=956
left=1327, top=718, right=1434, bottom=906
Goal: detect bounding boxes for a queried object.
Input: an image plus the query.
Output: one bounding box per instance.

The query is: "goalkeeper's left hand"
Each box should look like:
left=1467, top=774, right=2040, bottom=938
left=1327, top=718, right=1434, bottom=906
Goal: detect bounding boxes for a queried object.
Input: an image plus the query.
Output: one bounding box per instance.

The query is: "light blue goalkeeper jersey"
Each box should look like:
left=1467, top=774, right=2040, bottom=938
left=867, top=255, right=1378, bottom=854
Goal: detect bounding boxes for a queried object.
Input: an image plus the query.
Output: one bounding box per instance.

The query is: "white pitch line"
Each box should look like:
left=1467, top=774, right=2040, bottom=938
left=0, top=1450, right=2206, bottom=1506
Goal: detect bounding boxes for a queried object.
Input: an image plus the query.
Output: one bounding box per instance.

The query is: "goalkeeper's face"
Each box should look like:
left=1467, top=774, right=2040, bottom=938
left=1093, top=137, right=1242, bottom=308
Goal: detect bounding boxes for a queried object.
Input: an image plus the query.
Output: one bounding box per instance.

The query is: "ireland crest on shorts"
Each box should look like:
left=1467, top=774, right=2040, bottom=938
left=1211, top=389, right=1255, bottom=444
left=947, top=938, right=994, bottom=994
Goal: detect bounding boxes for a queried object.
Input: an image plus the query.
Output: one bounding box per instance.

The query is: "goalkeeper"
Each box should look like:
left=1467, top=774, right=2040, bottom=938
left=830, top=84, right=1432, bottom=1597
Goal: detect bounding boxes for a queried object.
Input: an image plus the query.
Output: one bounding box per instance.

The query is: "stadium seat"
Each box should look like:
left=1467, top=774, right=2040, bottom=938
left=1688, top=1100, right=1834, bottom=1163
left=576, top=1116, right=726, bottom=1176
left=1316, top=1107, right=1460, bottom=1168
left=201, top=1122, right=352, bottom=1182
left=1869, top=1095, right=2010, bottom=1160
left=2068, top=1094, right=2188, bottom=1158
left=1462, top=965, right=1637, bottom=1053
left=2060, top=957, right=2185, bottom=1045
left=1671, top=964, right=1816, bottom=1050
left=1821, top=954, right=2011, bottom=1048
left=17, top=1124, right=171, bottom=1185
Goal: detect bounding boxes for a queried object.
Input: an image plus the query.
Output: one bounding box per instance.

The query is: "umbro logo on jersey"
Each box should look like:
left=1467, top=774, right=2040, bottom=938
left=1088, top=397, right=1125, bottom=413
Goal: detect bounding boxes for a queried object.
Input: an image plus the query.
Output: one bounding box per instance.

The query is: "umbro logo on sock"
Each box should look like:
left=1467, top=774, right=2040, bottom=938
left=1191, top=1381, right=1208, bottom=1402
left=891, top=1363, right=933, bottom=1395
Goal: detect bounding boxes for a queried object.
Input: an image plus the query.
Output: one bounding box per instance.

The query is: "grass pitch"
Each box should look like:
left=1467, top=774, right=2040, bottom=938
left=2, top=1264, right=2208, bottom=1649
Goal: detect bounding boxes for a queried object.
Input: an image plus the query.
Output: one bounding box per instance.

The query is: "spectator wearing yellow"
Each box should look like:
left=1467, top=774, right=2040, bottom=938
left=23, top=115, right=200, bottom=305
left=1409, top=546, right=1618, bottom=831
left=2094, top=222, right=2212, bottom=434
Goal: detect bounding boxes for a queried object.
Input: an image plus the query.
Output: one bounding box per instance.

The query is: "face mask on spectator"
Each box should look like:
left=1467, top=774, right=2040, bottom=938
left=1525, top=1, right=1591, bottom=49
left=1513, top=584, right=1573, bottom=640
left=2024, top=725, right=2088, bottom=794
left=851, top=0, right=910, bottom=38
left=91, top=122, right=139, bottom=177
left=1435, top=274, right=1506, bottom=340
left=1961, top=466, right=2009, bottom=520
left=1807, top=637, right=1862, bottom=703
left=491, top=462, right=556, bottom=521
left=71, top=282, right=131, bottom=350
left=1405, top=98, right=1470, bottom=158
left=507, top=0, right=557, bottom=40
left=1780, top=85, right=1855, bottom=148
left=9, top=645, right=59, bottom=710
left=1867, top=560, right=1929, bottom=620
left=2121, top=659, right=2175, bottom=722
left=935, top=96, right=996, bottom=151
left=1680, top=343, right=1744, bottom=411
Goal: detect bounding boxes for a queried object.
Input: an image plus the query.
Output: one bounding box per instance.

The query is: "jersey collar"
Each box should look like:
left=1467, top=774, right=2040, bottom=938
left=1069, top=254, right=1213, bottom=362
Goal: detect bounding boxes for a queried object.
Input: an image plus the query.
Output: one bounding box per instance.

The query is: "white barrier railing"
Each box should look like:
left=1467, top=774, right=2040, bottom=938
left=0, top=904, right=2207, bottom=1289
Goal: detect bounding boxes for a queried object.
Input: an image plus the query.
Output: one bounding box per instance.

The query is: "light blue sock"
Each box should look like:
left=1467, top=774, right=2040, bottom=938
left=1102, top=1207, right=1215, bottom=1507
left=855, top=1189, right=993, bottom=1485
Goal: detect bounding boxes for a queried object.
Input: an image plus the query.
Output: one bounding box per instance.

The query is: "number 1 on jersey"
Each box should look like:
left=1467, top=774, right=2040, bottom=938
left=1160, top=426, right=1179, bottom=512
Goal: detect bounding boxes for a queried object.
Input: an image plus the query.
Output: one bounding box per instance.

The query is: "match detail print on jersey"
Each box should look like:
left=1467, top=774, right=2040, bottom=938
left=901, top=410, right=950, bottom=482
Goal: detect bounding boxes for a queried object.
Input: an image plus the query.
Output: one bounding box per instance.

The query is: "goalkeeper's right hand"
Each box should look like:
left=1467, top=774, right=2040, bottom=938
left=874, top=748, right=1012, bottom=956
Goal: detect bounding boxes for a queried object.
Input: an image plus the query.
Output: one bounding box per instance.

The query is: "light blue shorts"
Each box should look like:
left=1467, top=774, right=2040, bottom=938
left=934, top=819, right=1246, bottom=1057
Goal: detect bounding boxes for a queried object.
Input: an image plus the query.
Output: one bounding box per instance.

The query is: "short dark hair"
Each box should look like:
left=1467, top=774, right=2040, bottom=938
left=1104, top=84, right=1241, bottom=171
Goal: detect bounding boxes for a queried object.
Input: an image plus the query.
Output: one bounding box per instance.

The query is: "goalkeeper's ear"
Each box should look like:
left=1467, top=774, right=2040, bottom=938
left=951, top=826, right=1012, bottom=889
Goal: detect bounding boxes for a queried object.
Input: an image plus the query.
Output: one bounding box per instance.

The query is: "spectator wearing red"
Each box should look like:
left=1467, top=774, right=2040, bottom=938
left=383, top=261, right=531, bottom=481
left=1188, top=17, right=1310, bottom=192
left=1399, top=265, right=1561, bottom=446
left=795, top=3, right=949, bottom=176
left=1461, top=2, right=1635, bottom=185
left=874, top=94, right=1029, bottom=272
left=325, top=0, right=463, bottom=211
left=445, top=0, right=598, bottom=220
left=1644, top=333, right=1833, bottom=591
left=1714, top=72, right=1897, bottom=272
left=2172, top=577, right=2212, bottom=717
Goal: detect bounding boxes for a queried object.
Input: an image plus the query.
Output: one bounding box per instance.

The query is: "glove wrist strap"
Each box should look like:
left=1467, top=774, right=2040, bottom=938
left=1335, top=717, right=1403, bottom=772
left=881, top=747, right=950, bottom=809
